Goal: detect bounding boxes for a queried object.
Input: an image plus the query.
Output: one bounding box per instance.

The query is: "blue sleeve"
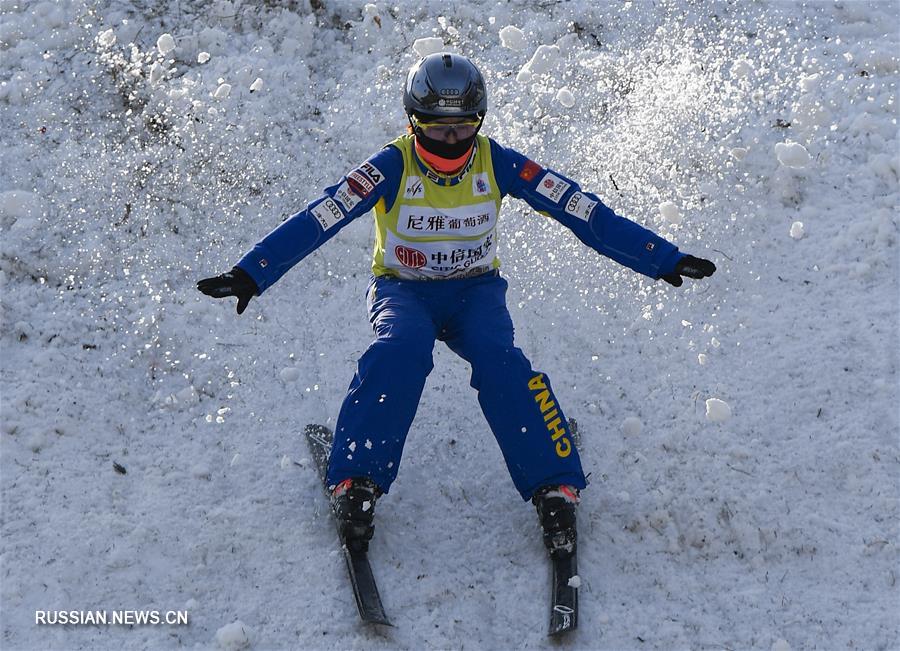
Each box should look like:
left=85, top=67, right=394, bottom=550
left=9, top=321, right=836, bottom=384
left=490, top=139, right=683, bottom=279
left=235, top=146, right=403, bottom=294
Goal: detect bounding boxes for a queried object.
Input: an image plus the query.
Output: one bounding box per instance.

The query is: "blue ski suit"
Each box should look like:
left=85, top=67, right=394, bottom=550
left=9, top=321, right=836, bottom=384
left=236, top=135, right=684, bottom=500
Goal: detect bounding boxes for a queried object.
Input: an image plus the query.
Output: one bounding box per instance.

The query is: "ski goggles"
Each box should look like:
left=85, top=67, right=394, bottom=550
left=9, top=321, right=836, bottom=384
left=413, top=118, right=481, bottom=140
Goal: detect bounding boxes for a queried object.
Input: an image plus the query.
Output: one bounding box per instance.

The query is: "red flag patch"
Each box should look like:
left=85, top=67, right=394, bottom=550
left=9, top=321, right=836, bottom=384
left=519, top=159, right=543, bottom=182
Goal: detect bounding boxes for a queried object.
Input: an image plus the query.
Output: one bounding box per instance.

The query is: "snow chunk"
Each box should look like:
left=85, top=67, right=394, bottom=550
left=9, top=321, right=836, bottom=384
left=705, top=398, right=732, bottom=423
left=98, top=29, right=116, bottom=48
left=659, top=201, right=682, bottom=225
left=622, top=416, right=642, bottom=436
left=523, top=44, right=561, bottom=76
left=730, top=147, right=748, bottom=161
left=499, top=26, right=527, bottom=50
left=730, top=59, right=753, bottom=78
left=249, top=78, right=264, bottom=93
left=280, top=455, right=292, bottom=469
left=149, top=62, right=166, bottom=84
left=413, top=37, right=444, bottom=57
left=790, top=221, right=805, bottom=239
left=198, top=52, right=211, bottom=64
left=698, top=353, right=709, bottom=366
left=775, top=141, right=811, bottom=168
left=567, top=575, right=581, bottom=588
left=215, top=620, right=253, bottom=650
left=555, top=87, right=576, bottom=108
left=772, top=640, right=792, bottom=651
left=279, top=367, right=300, bottom=383
left=214, top=83, right=232, bottom=100
left=157, top=33, right=176, bottom=56
left=0, top=190, right=43, bottom=226
left=799, top=73, right=821, bottom=93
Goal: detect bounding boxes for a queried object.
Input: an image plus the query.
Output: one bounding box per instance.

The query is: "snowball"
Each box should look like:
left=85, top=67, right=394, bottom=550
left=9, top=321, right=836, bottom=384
left=567, top=575, right=581, bottom=588
left=556, top=87, right=576, bottom=108
left=622, top=416, right=642, bottom=436
left=413, top=37, right=444, bottom=57
left=730, top=59, right=753, bottom=78
left=198, top=52, right=211, bottom=64
left=659, top=201, right=682, bottom=225
left=157, top=33, right=176, bottom=56
left=772, top=640, right=792, bottom=651
left=214, top=83, right=232, bottom=99
left=249, top=78, right=264, bottom=92
left=499, top=25, right=527, bottom=50
left=790, top=221, right=805, bottom=239
left=98, top=29, right=116, bottom=47
left=705, top=398, right=732, bottom=423
left=215, top=620, right=253, bottom=650
left=279, top=367, right=300, bottom=383
left=775, top=141, right=811, bottom=168
left=698, top=353, right=709, bottom=366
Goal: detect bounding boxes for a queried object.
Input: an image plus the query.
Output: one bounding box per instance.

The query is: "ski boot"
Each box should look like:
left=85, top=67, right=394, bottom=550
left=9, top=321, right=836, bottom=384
left=532, top=485, right=579, bottom=559
left=331, top=477, right=381, bottom=553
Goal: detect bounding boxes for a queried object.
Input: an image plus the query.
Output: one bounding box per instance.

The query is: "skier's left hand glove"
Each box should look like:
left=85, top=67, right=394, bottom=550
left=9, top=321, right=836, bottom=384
left=197, top=266, right=258, bottom=315
left=661, top=255, right=716, bottom=287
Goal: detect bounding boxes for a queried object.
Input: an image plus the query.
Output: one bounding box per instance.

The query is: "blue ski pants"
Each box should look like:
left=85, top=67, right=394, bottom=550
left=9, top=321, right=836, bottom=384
left=325, top=271, right=587, bottom=501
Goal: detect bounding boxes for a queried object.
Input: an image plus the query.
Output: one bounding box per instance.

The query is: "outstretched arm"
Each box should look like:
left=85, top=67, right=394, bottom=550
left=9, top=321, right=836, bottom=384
left=198, top=146, right=403, bottom=312
left=490, top=140, right=715, bottom=283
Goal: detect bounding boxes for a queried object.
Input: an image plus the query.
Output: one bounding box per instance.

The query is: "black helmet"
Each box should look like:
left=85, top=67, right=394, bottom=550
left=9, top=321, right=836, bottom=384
left=403, top=53, right=487, bottom=119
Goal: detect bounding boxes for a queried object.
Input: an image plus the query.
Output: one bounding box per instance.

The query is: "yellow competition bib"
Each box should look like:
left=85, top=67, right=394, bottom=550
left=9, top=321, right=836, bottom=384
left=372, top=134, right=502, bottom=279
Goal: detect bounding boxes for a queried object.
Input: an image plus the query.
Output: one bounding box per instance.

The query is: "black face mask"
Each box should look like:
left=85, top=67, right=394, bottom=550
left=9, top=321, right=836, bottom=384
left=415, top=129, right=479, bottom=160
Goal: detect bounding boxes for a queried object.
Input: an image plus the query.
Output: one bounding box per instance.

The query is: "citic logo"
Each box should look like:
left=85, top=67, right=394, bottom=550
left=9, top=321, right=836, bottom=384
left=395, top=245, right=426, bottom=268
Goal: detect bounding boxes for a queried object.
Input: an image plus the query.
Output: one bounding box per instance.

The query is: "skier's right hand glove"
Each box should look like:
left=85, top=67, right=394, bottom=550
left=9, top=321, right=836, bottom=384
left=661, top=255, right=716, bottom=287
left=197, top=266, right=258, bottom=315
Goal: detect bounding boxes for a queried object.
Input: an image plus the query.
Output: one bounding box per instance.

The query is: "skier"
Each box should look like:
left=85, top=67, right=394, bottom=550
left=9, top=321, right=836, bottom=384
left=198, top=53, right=715, bottom=561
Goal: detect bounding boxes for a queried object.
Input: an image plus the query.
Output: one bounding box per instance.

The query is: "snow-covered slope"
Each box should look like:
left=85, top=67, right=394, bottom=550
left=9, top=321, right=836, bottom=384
left=1, top=1, right=898, bottom=649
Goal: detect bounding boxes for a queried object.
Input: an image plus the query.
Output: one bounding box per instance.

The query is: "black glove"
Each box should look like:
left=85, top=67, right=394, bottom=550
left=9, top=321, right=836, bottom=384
left=197, top=266, right=258, bottom=315
left=661, top=255, right=716, bottom=287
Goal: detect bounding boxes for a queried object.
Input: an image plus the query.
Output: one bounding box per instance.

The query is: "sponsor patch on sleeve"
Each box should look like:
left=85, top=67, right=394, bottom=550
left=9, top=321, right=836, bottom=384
left=310, top=197, right=344, bottom=232
left=519, top=159, right=543, bottom=182
left=564, top=192, right=598, bottom=222
left=334, top=181, right=361, bottom=213
left=535, top=172, right=571, bottom=204
left=346, top=160, right=385, bottom=198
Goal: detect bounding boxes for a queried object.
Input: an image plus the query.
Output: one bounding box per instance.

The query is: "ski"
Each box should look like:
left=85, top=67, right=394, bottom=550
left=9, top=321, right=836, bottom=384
left=549, top=553, right=578, bottom=635
left=547, top=417, right=580, bottom=636
left=304, top=423, right=392, bottom=626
